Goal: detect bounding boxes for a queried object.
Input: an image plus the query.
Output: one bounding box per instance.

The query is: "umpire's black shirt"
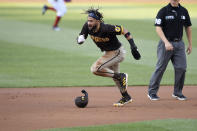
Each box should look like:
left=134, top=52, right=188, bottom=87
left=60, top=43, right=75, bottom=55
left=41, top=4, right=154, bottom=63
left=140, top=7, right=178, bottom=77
left=80, top=22, right=123, bottom=51
left=155, top=3, right=192, bottom=41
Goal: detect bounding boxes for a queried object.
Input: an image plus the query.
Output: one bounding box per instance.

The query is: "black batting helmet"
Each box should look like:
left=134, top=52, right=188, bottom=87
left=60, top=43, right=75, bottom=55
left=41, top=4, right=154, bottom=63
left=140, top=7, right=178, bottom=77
left=75, top=89, right=88, bottom=108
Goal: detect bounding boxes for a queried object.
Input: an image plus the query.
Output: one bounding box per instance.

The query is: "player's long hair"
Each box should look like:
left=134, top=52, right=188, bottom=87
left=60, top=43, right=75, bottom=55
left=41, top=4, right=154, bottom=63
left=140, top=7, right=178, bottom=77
left=84, top=7, right=104, bottom=22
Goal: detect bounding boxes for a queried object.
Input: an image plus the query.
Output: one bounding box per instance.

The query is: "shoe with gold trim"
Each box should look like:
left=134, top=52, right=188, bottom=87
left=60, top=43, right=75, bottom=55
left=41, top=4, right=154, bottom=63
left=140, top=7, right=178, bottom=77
left=113, top=95, right=132, bottom=107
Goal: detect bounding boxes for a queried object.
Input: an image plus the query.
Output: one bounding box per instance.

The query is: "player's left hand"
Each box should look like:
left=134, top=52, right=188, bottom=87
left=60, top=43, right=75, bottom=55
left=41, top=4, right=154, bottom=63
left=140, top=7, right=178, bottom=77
left=128, top=39, right=141, bottom=60
left=131, top=47, right=141, bottom=60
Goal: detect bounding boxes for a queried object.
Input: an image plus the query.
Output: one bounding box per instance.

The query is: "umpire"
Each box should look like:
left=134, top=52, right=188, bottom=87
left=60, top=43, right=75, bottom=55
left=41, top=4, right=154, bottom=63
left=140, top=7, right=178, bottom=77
left=148, top=0, right=192, bottom=100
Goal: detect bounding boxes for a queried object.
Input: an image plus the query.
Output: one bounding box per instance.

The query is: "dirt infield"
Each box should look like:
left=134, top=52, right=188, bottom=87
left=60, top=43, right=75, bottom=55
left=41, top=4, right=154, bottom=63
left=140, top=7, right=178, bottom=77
left=0, top=86, right=197, bottom=131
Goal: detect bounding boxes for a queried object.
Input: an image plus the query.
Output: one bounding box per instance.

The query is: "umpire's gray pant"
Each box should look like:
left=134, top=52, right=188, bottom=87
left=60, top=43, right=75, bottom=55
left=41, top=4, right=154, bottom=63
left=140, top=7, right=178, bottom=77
left=148, top=40, right=187, bottom=96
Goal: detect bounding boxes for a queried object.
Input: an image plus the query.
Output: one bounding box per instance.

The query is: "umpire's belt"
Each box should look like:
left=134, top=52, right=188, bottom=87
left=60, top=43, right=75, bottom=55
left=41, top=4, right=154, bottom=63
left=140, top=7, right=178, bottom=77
left=168, top=38, right=182, bottom=42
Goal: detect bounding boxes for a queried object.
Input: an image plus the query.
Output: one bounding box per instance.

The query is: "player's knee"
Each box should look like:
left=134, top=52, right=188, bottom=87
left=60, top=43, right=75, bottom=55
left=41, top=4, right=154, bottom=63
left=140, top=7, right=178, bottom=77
left=90, top=65, right=99, bottom=75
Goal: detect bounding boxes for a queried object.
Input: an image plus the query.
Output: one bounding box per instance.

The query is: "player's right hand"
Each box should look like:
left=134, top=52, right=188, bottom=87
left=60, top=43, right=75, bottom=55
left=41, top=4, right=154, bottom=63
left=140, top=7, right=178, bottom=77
left=77, top=35, right=85, bottom=44
left=165, top=41, right=173, bottom=51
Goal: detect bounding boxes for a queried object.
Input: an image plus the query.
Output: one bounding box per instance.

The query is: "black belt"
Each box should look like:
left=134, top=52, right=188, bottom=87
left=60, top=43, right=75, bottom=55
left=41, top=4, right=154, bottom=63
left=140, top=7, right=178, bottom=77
left=167, top=38, right=182, bottom=42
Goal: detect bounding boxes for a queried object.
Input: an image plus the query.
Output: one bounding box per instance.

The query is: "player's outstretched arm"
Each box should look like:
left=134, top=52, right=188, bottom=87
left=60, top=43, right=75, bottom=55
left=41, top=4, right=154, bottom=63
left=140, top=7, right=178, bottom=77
left=122, top=27, right=141, bottom=60
left=77, top=22, right=88, bottom=45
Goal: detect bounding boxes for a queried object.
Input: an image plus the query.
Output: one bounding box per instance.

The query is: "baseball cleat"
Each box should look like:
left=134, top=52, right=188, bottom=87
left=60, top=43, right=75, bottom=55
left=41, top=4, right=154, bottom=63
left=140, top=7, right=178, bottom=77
left=42, top=5, right=48, bottom=15
left=119, top=73, right=128, bottom=92
left=172, top=94, right=187, bottom=101
left=147, top=94, right=160, bottom=100
left=113, top=95, right=132, bottom=107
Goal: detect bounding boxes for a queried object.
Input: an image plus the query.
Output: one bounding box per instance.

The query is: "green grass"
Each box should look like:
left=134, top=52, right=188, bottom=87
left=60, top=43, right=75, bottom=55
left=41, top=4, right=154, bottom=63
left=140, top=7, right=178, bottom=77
left=0, top=2, right=197, bottom=87
left=35, top=119, right=197, bottom=131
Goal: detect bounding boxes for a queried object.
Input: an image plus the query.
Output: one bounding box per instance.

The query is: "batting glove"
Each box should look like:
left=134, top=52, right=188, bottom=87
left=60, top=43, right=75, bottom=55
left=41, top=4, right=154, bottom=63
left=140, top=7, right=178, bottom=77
left=77, top=35, right=85, bottom=44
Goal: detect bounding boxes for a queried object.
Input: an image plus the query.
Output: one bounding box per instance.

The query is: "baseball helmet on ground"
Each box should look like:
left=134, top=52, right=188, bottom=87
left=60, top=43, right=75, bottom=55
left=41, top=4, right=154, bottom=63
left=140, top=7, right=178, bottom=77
left=75, top=89, right=88, bottom=108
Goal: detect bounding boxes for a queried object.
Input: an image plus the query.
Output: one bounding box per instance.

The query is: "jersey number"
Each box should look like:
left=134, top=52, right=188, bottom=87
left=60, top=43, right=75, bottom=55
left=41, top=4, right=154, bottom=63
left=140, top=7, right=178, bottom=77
left=155, top=18, right=162, bottom=25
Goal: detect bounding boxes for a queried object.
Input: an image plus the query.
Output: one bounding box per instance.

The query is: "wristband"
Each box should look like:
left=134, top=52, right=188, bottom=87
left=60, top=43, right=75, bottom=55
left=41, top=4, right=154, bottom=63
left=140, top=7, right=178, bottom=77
left=124, top=32, right=131, bottom=38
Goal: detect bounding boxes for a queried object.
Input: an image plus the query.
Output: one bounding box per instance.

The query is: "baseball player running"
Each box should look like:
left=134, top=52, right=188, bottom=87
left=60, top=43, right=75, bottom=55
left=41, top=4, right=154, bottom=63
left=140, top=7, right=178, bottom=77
left=42, top=0, right=71, bottom=31
left=77, top=8, right=141, bottom=106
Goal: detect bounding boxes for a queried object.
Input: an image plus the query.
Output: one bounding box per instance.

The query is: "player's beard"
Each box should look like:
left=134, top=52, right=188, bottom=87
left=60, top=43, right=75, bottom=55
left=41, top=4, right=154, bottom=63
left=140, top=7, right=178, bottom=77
left=88, top=24, right=97, bottom=33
